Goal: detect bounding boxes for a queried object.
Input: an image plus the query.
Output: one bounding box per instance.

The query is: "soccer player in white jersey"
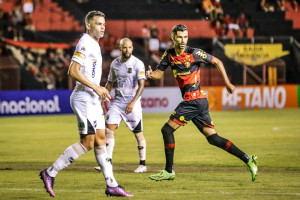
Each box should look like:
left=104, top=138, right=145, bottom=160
left=95, top=38, right=147, bottom=173
left=39, top=11, right=133, bottom=198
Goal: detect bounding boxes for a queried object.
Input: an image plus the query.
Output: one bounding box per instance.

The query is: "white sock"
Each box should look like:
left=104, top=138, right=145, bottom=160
left=135, top=132, right=146, bottom=162
left=94, top=145, right=118, bottom=187
left=47, top=142, right=87, bottom=177
left=106, top=128, right=115, bottom=159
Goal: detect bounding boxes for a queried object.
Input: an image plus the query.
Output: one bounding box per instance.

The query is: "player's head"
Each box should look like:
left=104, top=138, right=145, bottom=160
left=171, top=24, right=188, bottom=50
left=119, top=38, right=133, bottom=60
left=85, top=10, right=106, bottom=40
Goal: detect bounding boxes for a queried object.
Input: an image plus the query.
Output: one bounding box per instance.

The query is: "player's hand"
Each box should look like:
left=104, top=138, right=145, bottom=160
left=125, top=102, right=134, bottom=114
left=94, top=86, right=111, bottom=101
left=225, top=82, right=235, bottom=94
left=146, top=65, right=153, bottom=79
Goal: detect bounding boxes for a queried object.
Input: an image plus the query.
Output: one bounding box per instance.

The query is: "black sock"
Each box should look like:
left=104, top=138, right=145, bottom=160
left=206, top=133, right=249, bottom=164
left=161, top=123, right=176, bottom=173
left=139, top=160, right=146, bottom=165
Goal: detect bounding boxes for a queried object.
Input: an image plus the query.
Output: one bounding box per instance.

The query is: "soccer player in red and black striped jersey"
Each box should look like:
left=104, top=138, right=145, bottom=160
left=147, top=24, right=257, bottom=182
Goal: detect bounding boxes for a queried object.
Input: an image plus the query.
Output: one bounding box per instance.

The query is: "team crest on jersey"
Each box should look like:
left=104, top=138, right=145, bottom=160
left=184, top=55, right=191, bottom=68
left=80, top=46, right=86, bottom=51
left=127, top=68, right=132, bottom=73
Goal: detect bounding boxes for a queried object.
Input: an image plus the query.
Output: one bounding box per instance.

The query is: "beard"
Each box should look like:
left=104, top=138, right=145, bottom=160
left=122, top=52, right=132, bottom=59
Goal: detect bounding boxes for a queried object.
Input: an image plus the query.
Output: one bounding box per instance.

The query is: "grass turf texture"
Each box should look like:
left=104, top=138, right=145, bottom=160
left=0, top=109, right=300, bottom=199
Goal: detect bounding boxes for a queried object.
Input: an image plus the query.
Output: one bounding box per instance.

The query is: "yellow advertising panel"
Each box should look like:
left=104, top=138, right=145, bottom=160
left=203, top=85, right=298, bottom=111
left=225, top=44, right=289, bottom=66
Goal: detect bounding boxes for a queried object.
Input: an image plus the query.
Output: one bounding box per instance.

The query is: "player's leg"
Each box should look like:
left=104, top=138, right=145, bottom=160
left=39, top=100, right=92, bottom=197
left=132, top=121, right=147, bottom=173
left=150, top=101, right=195, bottom=181
left=40, top=140, right=88, bottom=197
left=203, top=127, right=258, bottom=181
left=192, top=107, right=257, bottom=181
left=94, top=129, right=133, bottom=197
left=106, top=124, right=118, bottom=159
left=149, top=119, right=179, bottom=181
left=95, top=125, right=117, bottom=172
left=123, top=104, right=147, bottom=172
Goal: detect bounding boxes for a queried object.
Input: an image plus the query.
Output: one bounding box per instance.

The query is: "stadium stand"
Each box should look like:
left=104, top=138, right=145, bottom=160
left=0, top=0, right=300, bottom=90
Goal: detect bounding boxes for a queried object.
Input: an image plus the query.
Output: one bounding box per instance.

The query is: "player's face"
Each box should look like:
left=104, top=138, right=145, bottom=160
left=172, top=30, right=188, bottom=50
left=86, top=16, right=106, bottom=40
left=120, top=40, right=133, bottom=59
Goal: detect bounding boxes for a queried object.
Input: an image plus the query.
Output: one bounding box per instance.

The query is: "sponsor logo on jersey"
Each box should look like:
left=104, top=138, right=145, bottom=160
left=196, top=50, right=207, bottom=59
left=127, top=68, right=132, bottom=73
left=74, top=51, right=86, bottom=60
left=92, top=59, right=96, bottom=78
left=184, top=55, right=191, bottom=68
left=80, top=46, right=86, bottom=51
left=172, top=70, right=191, bottom=78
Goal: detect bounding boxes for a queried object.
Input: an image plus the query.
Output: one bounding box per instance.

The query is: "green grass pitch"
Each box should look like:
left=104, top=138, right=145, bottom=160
left=0, top=109, right=300, bottom=199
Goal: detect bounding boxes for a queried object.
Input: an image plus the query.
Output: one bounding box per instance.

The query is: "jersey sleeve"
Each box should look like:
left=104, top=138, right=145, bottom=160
left=136, top=60, right=146, bottom=80
left=71, top=39, right=88, bottom=66
left=193, top=48, right=214, bottom=64
left=157, top=50, right=170, bottom=71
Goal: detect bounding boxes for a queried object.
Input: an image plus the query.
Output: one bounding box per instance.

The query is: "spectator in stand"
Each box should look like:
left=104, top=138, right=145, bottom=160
left=213, top=20, right=226, bottom=38
left=141, top=24, right=151, bottom=56
left=260, top=0, right=275, bottom=12
left=222, top=14, right=240, bottom=37
left=149, top=24, right=160, bottom=55
left=23, top=13, right=35, bottom=31
left=159, top=28, right=173, bottom=52
left=202, top=0, right=215, bottom=20
left=12, top=3, right=24, bottom=41
left=277, top=0, right=286, bottom=11
left=213, top=0, right=224, bottom=20
left=237, top=12, right=249, bottom=38
left=290, top=0, right=299, bottom=11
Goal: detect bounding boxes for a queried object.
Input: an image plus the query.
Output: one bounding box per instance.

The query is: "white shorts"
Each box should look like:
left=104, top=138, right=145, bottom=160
left=106, top=102, right=143, bottom=132
left=71, top=99, right=105, bottom=134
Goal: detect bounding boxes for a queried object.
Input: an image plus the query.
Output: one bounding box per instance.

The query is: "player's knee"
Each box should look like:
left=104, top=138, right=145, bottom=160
left=206, top=133, right=226, bottom=147
left=106, top=128, right=114, bottom=139
left=134, top=131, right=145, bottom=142
left=80, top=136, right=94, bottom=151
left=161, top=123, right=175, bottom=137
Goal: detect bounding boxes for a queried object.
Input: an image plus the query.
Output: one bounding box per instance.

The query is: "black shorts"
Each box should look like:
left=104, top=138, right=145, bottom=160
left=169, top=98, right=215, bottom=133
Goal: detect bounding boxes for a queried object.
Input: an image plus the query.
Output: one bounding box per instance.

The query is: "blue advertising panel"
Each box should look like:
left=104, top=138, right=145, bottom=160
left=0, top=90, right=73, bottom=116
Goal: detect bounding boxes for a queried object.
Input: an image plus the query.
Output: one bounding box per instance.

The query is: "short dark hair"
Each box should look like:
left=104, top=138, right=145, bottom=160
left=172, top=24, right=188, bottom=35
left=85, top=10, right=105, bottom=24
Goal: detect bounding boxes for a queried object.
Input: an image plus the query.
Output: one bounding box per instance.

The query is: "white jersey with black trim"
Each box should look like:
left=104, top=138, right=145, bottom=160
left=108, top=55, right=145, bottom=104
left=69, top=33, right=102, bottom=102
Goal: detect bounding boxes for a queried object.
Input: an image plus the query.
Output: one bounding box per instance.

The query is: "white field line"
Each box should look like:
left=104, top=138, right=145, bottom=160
left=0, top=188, right=299, bottom=196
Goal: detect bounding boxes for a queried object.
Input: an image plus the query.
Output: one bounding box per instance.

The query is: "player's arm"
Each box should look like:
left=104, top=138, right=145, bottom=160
left=105, top=81, right=114, bottom=93
left=211, top=57, right=235, bottom=94
left=146, top=65, right=164, bottom=80
left=68, top=61, right=111, bottom=100
left=125, top=79, right=145, bottom=114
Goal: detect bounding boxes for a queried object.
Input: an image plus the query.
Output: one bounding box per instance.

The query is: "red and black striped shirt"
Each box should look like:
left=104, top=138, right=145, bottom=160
left=157, top=46, right=215, bottom=101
